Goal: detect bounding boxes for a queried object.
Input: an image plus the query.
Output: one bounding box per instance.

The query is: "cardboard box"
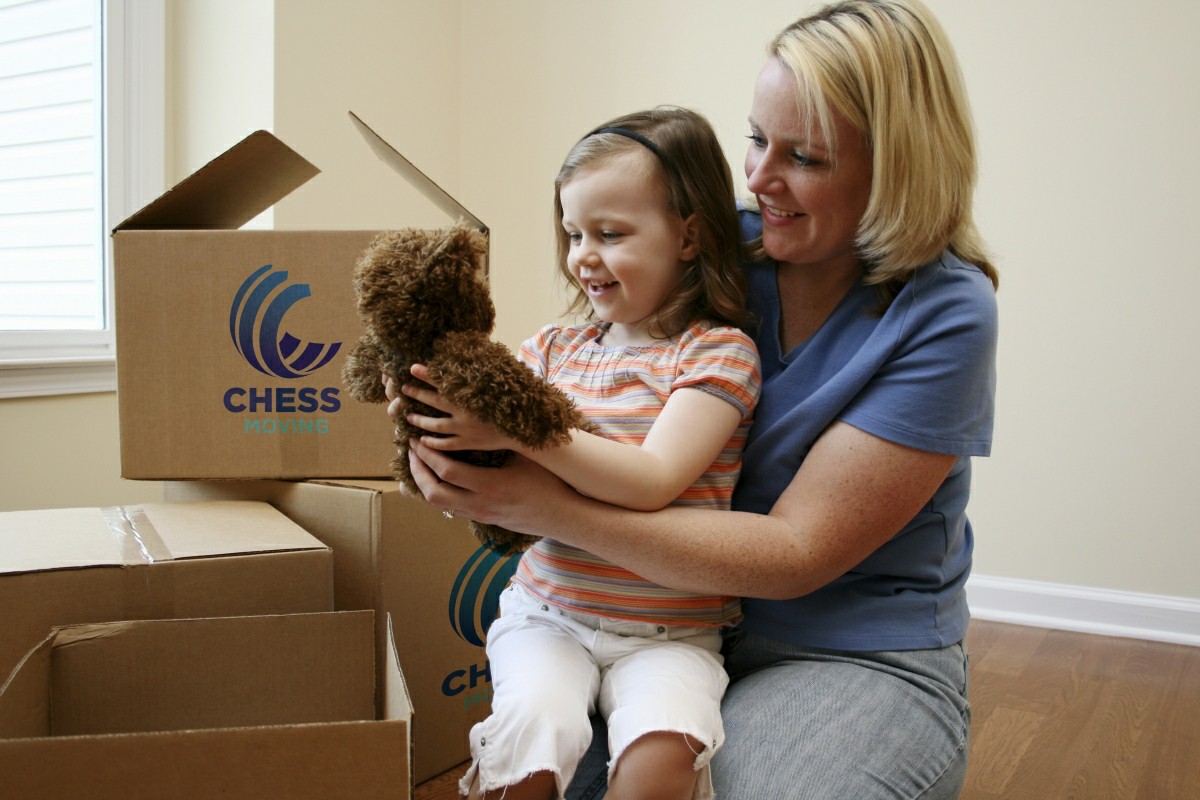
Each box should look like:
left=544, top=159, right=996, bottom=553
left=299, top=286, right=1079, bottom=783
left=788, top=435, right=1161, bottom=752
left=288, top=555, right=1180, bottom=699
left=0, top=501, right=333, bottom=683
left=0, top=611, right=412, bottom=799
left=165, top=479, right=520, bottom=783
left=113, top=112, right=486, bottom=480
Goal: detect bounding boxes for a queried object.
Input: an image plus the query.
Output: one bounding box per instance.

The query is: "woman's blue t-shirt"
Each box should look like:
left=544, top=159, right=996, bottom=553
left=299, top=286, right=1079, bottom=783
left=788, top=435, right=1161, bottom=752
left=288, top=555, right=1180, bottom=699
left=734, top=209, right=998, bottom=650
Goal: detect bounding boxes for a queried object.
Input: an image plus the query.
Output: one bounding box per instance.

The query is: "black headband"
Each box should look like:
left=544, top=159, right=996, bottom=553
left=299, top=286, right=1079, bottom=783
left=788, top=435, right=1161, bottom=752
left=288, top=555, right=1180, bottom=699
left=586, top=126, right=685, bottom=209
left=590, top=126, right=665, bottom=161
left=591, top=126, right=686, bottom=188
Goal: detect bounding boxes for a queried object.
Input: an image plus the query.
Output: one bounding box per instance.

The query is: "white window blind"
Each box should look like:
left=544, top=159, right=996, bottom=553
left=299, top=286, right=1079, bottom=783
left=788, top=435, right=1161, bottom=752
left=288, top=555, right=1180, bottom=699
left=0, top=0, right=103, bottom=331
left=0, top=0, right=164, bottom=398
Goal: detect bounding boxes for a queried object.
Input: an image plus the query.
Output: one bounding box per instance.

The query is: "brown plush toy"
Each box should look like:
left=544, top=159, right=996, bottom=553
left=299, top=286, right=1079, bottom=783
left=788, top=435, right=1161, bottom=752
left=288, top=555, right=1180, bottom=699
left=342, top=223, right=590, bottom=554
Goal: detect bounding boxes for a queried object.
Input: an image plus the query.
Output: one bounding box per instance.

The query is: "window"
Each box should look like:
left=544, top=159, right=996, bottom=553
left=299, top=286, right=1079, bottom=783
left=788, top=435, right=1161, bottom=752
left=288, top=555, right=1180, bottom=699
left=0, top=0, right=163, bottom=398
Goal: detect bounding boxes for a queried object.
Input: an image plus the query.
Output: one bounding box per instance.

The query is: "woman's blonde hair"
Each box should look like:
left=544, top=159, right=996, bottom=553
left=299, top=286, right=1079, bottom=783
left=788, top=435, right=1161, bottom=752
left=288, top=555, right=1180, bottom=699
left=768, top=0, right=998, bottom=296
left=554, top=107, right=748, bottom=337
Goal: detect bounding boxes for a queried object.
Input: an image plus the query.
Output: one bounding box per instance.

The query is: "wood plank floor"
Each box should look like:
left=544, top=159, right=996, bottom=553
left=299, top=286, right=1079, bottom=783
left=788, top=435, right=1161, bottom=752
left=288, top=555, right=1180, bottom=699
left=962, top=621, right=1198, bottom=799
left=414, top=620, right=1200, bottom=799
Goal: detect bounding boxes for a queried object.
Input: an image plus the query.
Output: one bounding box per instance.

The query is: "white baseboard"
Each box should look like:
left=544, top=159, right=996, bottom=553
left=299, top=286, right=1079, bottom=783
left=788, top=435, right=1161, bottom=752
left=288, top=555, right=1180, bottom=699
left=966, top=574, right=1200, bottom=647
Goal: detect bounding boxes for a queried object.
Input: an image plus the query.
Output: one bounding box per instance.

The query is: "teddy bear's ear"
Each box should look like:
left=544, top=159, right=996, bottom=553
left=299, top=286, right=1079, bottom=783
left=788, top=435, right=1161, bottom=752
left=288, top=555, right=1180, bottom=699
left=425, top=225, right=494, bottom=329
left=428, top=224, right=488, bottom=279
left=406, top=226, right=495, bottom=336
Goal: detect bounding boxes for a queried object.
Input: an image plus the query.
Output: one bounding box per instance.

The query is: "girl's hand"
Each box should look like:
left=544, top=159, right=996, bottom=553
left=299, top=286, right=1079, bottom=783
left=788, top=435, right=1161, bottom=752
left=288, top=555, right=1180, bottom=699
left=401, top=364, right=521, bottom=453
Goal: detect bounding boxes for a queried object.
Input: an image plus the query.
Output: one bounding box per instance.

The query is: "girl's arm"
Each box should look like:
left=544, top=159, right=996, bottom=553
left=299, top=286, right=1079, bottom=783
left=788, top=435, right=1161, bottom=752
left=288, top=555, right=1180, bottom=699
left=398, top=366, right=744, bottom=511
left=403, top=420, right=955, bottom=601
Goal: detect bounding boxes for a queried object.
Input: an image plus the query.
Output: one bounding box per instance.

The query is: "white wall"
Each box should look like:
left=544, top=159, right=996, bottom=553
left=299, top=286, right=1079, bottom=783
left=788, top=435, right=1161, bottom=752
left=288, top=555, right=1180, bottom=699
left=167, top=0, right=274, bottom=183
left=272, top=0, right=462, bottom=231
left=2, top=0, right=1196, bottom=608
left=932, top=0, right=1200, bottom=597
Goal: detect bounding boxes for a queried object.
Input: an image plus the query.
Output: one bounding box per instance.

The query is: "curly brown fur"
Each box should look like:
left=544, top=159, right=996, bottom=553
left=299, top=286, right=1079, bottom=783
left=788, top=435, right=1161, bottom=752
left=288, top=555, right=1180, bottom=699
left=344, top=224, right=589, bottom=554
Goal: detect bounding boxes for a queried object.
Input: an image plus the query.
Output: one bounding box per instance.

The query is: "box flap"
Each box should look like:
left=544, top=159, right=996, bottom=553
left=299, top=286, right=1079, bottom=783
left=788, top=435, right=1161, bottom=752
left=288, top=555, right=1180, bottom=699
left=0, top=509, right=129, bottom=574
left=383, top=613, right=415, bottom=797
left=0, top=502, right=327, bottom=576
left=349, top=111, right=486, bottom=233
left=135, top=501, right=328, bottom=561
left=0, top=634, right=52, bottom=740
left=47, top=612, right=376, bottom=737
left=114, top=130, right=319, bottom=232
left=382, top=614, right=413, bottom=724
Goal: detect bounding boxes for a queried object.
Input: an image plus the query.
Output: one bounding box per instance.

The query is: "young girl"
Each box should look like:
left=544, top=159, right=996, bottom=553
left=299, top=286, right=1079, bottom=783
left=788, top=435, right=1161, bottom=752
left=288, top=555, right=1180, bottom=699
left=397, top=107, right=761, bottom=800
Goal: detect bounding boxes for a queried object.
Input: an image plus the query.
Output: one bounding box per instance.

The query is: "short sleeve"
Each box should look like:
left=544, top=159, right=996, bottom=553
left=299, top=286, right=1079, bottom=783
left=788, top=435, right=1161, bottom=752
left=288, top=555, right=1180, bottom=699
left=517, top=324, right=561, bottom=378
left=841, top=258, right=998, bottom=456
left=673, top=325, right=762, bottom=420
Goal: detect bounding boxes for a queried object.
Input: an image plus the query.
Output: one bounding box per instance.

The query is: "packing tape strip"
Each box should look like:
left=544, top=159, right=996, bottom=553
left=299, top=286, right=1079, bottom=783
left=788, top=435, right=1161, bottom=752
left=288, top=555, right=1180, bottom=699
left=101, top=505, right=177, bottom=622
left=102, top=505, right=173, bottom=565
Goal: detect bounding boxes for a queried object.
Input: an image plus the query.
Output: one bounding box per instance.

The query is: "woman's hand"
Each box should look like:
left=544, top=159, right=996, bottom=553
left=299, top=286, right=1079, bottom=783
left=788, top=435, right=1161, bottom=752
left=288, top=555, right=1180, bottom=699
left=400, top=365, right=518, bottom=453
left=407, top=438, right=574, bottom=532
left=383, top=374, right=401, bottom=419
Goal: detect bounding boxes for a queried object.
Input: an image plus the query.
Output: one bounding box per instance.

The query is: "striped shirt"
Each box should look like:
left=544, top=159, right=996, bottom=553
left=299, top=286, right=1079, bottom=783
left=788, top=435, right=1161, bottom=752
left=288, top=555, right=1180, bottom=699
left=512, top=319, right=762, bottom=627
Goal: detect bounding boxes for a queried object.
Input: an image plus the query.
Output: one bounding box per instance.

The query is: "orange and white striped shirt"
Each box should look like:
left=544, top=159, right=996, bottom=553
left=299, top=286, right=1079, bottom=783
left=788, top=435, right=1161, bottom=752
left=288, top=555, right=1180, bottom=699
left=512, top=319, right=761, bottom=627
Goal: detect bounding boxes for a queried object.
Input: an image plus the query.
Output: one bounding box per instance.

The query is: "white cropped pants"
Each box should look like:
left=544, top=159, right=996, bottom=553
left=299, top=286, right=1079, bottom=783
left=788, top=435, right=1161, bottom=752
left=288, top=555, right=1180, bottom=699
left=460, top=584, right=729, bottom=799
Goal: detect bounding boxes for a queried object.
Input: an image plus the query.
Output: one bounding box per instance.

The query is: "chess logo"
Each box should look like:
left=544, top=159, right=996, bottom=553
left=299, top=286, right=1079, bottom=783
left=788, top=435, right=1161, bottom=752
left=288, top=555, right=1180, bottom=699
left=230, top=264, right=341, bottom=378
left=449, top=546, right=521, bottom=647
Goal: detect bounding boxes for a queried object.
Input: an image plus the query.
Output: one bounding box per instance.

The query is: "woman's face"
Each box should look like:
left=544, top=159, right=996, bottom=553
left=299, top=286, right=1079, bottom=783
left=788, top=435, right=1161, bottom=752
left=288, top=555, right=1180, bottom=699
left=744, top=57, right=873, bottom=274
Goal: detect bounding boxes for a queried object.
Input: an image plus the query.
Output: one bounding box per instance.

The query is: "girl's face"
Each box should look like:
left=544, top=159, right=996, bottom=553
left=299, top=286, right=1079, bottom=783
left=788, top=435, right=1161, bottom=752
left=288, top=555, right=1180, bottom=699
left=559, top=150, right=697, bottom=346
left=744, top=57, right=873, bottom=275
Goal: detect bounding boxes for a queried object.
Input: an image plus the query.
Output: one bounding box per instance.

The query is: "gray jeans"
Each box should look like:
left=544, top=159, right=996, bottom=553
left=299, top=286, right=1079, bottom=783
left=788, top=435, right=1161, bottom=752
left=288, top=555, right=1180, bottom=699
left=566, top=630, right=970, bottom=799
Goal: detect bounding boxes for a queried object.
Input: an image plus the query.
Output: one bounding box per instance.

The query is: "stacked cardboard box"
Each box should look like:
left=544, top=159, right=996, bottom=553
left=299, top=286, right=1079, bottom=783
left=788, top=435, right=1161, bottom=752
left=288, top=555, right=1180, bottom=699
left=0, top=611, right=412, bottom=799
left=0, top=501, right=398, bottom=798
left=164, top=478, right=519, bottom=783
left=1, top=114, right=510, bottom=794
left=0, top=501, right=333, bottom=683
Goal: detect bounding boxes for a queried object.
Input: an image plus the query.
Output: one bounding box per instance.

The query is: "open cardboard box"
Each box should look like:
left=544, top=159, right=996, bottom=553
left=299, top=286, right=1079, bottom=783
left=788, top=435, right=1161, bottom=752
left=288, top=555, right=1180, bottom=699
left=113, top=112, right=486, bottom=480
left=0, top=611, right=412, bottom=799
left=165, top=478, right=519, bottom=784
left=0, top=501, right=333, bottom=685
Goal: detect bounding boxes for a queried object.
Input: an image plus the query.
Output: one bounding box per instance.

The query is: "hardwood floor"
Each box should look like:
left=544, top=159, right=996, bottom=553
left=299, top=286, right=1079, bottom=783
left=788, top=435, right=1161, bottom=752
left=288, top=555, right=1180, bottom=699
left=414, top=620, right=1200, bottom=799
left=415, top=764, right=468, bottom=800
left=962, top=621, right=1198, bottom=799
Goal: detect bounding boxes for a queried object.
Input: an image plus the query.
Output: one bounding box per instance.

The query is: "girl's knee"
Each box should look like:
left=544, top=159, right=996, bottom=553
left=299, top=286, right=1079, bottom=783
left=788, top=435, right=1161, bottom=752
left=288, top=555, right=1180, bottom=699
left=624, top=730, right=706, bottom=762
left=471, top=770, right=558, bottom=800
left=609, top=732, right=706, bottom=800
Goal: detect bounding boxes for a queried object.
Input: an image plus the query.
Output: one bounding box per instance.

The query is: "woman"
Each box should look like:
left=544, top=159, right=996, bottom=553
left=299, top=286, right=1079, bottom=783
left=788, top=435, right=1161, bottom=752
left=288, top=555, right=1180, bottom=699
left=397, top=1, right=998, bottom=796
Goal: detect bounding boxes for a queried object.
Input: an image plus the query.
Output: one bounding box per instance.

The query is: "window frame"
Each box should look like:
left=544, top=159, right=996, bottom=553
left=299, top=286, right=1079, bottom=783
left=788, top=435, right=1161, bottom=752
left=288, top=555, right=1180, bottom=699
left=0, top=0, right=165, bottom=399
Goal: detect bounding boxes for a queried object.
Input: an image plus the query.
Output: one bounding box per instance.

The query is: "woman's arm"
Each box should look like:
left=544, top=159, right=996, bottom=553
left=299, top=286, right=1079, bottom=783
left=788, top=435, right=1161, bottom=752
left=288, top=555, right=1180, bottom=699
left=398, top=366, right=745, bottom=511
left=406, top=419, right=956, bottom=600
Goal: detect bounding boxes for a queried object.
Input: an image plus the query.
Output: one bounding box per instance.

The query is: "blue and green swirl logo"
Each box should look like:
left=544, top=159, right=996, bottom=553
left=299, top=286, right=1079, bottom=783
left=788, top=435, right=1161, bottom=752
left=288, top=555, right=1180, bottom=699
left=230, top=264, right=341, bottom=378
left=449, top=546, right=521, bottom=647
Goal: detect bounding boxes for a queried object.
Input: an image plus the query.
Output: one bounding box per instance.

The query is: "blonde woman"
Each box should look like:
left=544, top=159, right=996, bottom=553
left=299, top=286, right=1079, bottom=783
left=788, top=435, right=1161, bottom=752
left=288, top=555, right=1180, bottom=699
left=403, top=1, right=997, bottom=797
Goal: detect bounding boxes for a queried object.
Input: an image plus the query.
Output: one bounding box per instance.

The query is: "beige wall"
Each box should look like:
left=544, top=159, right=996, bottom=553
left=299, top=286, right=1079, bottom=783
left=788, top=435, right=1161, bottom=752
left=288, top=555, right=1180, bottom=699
left=0, top=393, right=160, bottom=509
left=2, top=1, right=1197, bottom=602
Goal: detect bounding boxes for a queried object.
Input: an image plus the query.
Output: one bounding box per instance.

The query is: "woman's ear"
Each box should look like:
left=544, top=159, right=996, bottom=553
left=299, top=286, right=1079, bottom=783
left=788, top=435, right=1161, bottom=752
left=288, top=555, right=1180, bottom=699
left=679, top=213, right=701, bottom=262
